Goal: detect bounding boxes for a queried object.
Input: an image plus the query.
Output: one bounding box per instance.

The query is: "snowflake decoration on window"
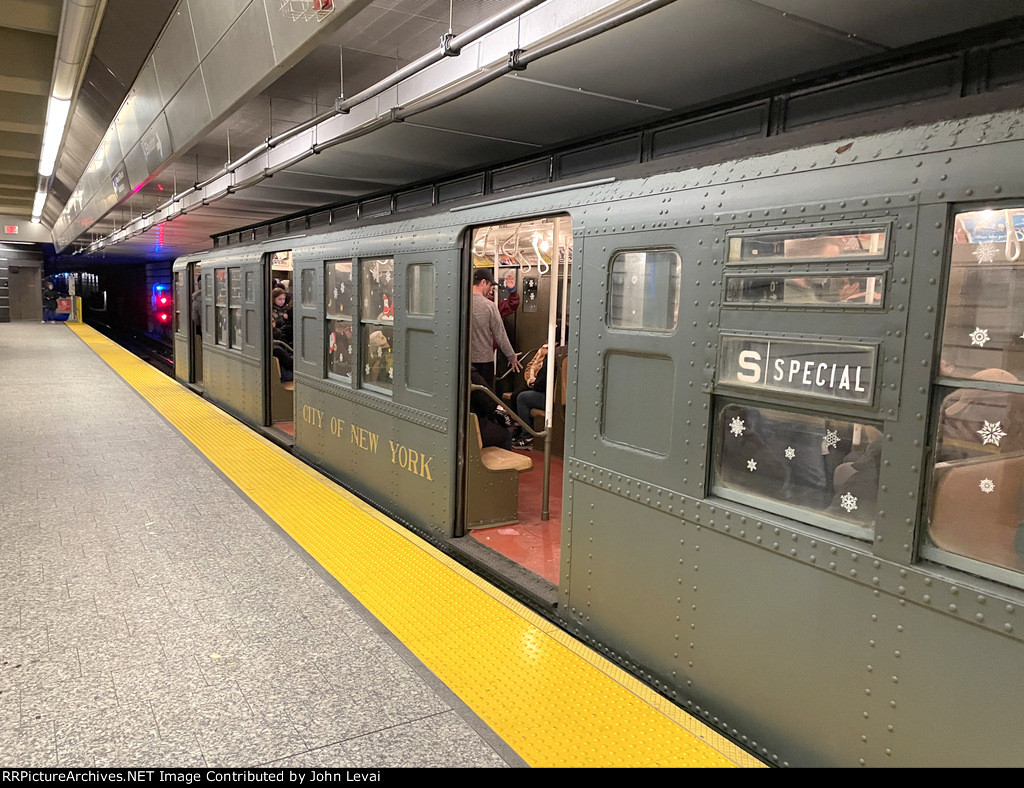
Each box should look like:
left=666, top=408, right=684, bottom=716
left=840, top=492, right=858, bottom=512
left=980, top=478, right=995, bottom=494
left=746, top=459, right=757, bottom=472
left=824, top=429, right=841, bottom=449
left=364, top=363, right=371, bottom=375
left=729, top=416, right=746, bottom=437
left=969, top=327, right=990, bottom=347
left=784, top=446, right=796, bottom=460
left=977, top=420, right=1007, bottom=446
left=973, top=241, right=1000, bottom=264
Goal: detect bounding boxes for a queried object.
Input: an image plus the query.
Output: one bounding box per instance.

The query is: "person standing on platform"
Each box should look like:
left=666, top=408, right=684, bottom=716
left=471, top=269, right=521, bottom=389
left=41, top=280, right=58, bottom=323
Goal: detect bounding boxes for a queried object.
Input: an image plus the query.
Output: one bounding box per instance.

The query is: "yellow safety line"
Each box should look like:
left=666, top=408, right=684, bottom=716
left=70, top=323, right=762, bottom=769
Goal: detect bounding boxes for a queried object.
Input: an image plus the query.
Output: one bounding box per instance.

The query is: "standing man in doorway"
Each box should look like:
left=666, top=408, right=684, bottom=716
left=471, top=269, right=521, bottom=389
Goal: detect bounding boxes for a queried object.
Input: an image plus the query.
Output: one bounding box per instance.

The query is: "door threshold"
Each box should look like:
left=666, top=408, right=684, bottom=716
left=259, top=425, right=295, bottom=451
left=447, top=534, right=558, bottom=612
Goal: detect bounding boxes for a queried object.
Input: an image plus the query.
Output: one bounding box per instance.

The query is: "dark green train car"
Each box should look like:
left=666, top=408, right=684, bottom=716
left=175, top=106, right=1024, bottom=767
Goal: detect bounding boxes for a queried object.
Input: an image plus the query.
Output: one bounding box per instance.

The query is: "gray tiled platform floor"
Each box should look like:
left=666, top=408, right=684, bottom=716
left=0, top=322, right=522, bottom=768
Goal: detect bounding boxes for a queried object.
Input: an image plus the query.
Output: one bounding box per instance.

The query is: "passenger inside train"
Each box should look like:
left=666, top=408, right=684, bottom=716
left=465, top=216, right=571, bottom=586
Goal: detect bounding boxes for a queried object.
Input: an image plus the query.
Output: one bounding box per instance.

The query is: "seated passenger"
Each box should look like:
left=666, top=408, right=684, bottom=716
left=937, top=368, right=1024, bottom=462
left=271, top=318, right=293, bottom=382
left=471, top=369, right=512, bottom=450
left=510, top=343, right=565, bottom=449
left=827, top=438, right=882, bottom=523
left=272, top=287, right=293, bottom=344
left=365, top=329, right=392, bottom=384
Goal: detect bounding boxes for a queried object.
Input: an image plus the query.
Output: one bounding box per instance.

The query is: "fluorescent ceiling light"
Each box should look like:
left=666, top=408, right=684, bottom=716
left=31, top=190, right=47, bottom=222
left=38, top=97, right=72, bottom=178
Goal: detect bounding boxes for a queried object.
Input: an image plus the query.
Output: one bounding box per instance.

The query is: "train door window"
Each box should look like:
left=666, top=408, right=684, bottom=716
left=608, top=249, right=681, bottom=330
left=923, top=205, right=1024, bottom=580
left=408, top=264, right=435, bottom=316
left=301, top=268, right=316, bottom=308
left=360, top=258, right=394, bottom=393
left=326, top=260, right=354, bottom=381
left=228, top=267, right=242, bottom=348
left=711, top=401, right=881, bottom=539
left=173, top=272, right=182, bottom=332
left=214, top=268, right=228, bottom=346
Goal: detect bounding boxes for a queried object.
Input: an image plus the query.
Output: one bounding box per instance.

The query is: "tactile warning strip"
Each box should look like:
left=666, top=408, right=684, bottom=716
left=71, top=324, right=763, bottom=768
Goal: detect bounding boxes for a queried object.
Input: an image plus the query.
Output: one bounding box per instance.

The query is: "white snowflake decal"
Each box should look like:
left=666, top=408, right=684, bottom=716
left=746, top=459, right=757, bottom=472
left=977, top=421, right=1007, bottom=446
left=969, top=327, right=990, bottom=347
left=364, top=363, right=371, bottom=374
left=980, top=478, right=995, bottom=494
left=729, top=416, right=746, bottom=437
left=784, top=447, right=796, bottom=460
left=973, top=241, right=1000, bottom=263
left=824, top=429, right=841, bottom=449
left=840, top=492, right=858, bottom=512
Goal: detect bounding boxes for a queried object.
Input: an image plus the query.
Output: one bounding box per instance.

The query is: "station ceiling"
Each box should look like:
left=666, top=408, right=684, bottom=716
left=3, top=0, right=1024, bottom=263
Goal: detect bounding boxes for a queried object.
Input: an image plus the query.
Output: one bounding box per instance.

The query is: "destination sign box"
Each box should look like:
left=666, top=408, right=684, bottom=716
left=718, top=335, right=877, bottom=405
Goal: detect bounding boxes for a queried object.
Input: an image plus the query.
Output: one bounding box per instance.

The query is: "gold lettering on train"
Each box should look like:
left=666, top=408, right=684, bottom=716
left=329, top=417, right=346, bottom=437
left=388, top=440, right=434, bottom=481
left=350, top=425, right=379, bottom=453
left=301, top=405, right=323, bottom=429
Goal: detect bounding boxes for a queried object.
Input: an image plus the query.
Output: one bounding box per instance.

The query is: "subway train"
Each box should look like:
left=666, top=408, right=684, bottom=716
left=171, top=100, right=1024, bottom=767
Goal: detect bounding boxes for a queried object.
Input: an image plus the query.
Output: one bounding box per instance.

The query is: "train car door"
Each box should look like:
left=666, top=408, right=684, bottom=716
left=266, top=250, right=295, bottom=436
left=460, top=214, right=573, bottom=590
left=172, top=259, right=203, bottom=387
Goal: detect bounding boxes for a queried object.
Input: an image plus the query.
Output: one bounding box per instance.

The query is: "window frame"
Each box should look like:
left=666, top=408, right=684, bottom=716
left=325, top=259, right=355, bottom=383
left=709, top=396, right=883, bottom=541
left=359, top=257, right=396, bottom=395
left=919, top=201, right=1024, bottom=585
left=606, top=246, right=682, bottom=333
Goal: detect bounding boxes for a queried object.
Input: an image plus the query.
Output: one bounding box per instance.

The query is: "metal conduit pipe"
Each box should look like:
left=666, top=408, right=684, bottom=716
left=148, top=0, right=548, bottom=226
left=335, top=0, right=549, bottom=113
left=93, top=0, right=674, bottom=250
left=518, top=0, right=676, bottom=66
left=392, top=0, right=677, bottom=121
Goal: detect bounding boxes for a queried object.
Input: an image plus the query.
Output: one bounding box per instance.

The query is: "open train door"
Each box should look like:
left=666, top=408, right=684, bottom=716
left=172, top=258, right=203, bottom=388
left=265, top=250, right=295, bottom=437
left=459, top=214, right=573, bottom=593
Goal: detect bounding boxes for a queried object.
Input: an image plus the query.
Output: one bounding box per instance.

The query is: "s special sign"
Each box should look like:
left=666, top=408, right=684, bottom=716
left=718, top=335, right=877, bottom=405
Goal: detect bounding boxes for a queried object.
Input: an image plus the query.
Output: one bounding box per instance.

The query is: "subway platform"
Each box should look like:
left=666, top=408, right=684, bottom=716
left=0, top=321, right=760, bottom=768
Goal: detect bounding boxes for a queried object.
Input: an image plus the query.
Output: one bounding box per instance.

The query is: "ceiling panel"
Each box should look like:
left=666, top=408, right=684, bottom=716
left=7, top=0, right=1024, bottom=261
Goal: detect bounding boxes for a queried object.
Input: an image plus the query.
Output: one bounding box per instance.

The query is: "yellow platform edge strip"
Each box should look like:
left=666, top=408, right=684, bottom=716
left=71, top=324, right=763, bottom=769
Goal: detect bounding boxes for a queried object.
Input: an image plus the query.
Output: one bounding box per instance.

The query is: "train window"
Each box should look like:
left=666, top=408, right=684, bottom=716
left=939, top=207, right=1024, bottom=381
left=301, top=269, right=315, bottom=307
left=711, top=401, right=881, bottom=539
left=608, top=249, right=681, bottom=331
left=727, top=227, right=888, bottom=263
left=214, top=268, right=228, bottom=346
left=173, top=272, right=182, bottom=332
left=724, top=273, right=885, bottom=307
left=326, top=261, right=354, bottom=381
left=408, top=264, right=435, bottom=316
left=228, top=268, right=242, bottom=348
left=923, top=206, right=1024, bottom=578
left=360, top=258, right=395, bottom=392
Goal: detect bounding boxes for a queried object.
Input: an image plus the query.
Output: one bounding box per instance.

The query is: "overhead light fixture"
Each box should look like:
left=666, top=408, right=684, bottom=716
left=38, top=97, right=72, bottom=178
left=31, top=191, right=47, bottom=223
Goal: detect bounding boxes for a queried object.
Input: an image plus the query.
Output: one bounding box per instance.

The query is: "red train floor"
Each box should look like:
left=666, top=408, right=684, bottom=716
left=470, top=452, right=563, bottom=584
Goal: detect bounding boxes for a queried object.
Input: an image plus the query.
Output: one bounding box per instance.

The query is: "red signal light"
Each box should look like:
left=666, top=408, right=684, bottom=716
left=157, top=312, right=170, bottom=323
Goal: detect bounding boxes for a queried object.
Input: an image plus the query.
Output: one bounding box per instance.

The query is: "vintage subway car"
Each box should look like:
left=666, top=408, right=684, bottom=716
left=173, top=105, right=1024, bottom=767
